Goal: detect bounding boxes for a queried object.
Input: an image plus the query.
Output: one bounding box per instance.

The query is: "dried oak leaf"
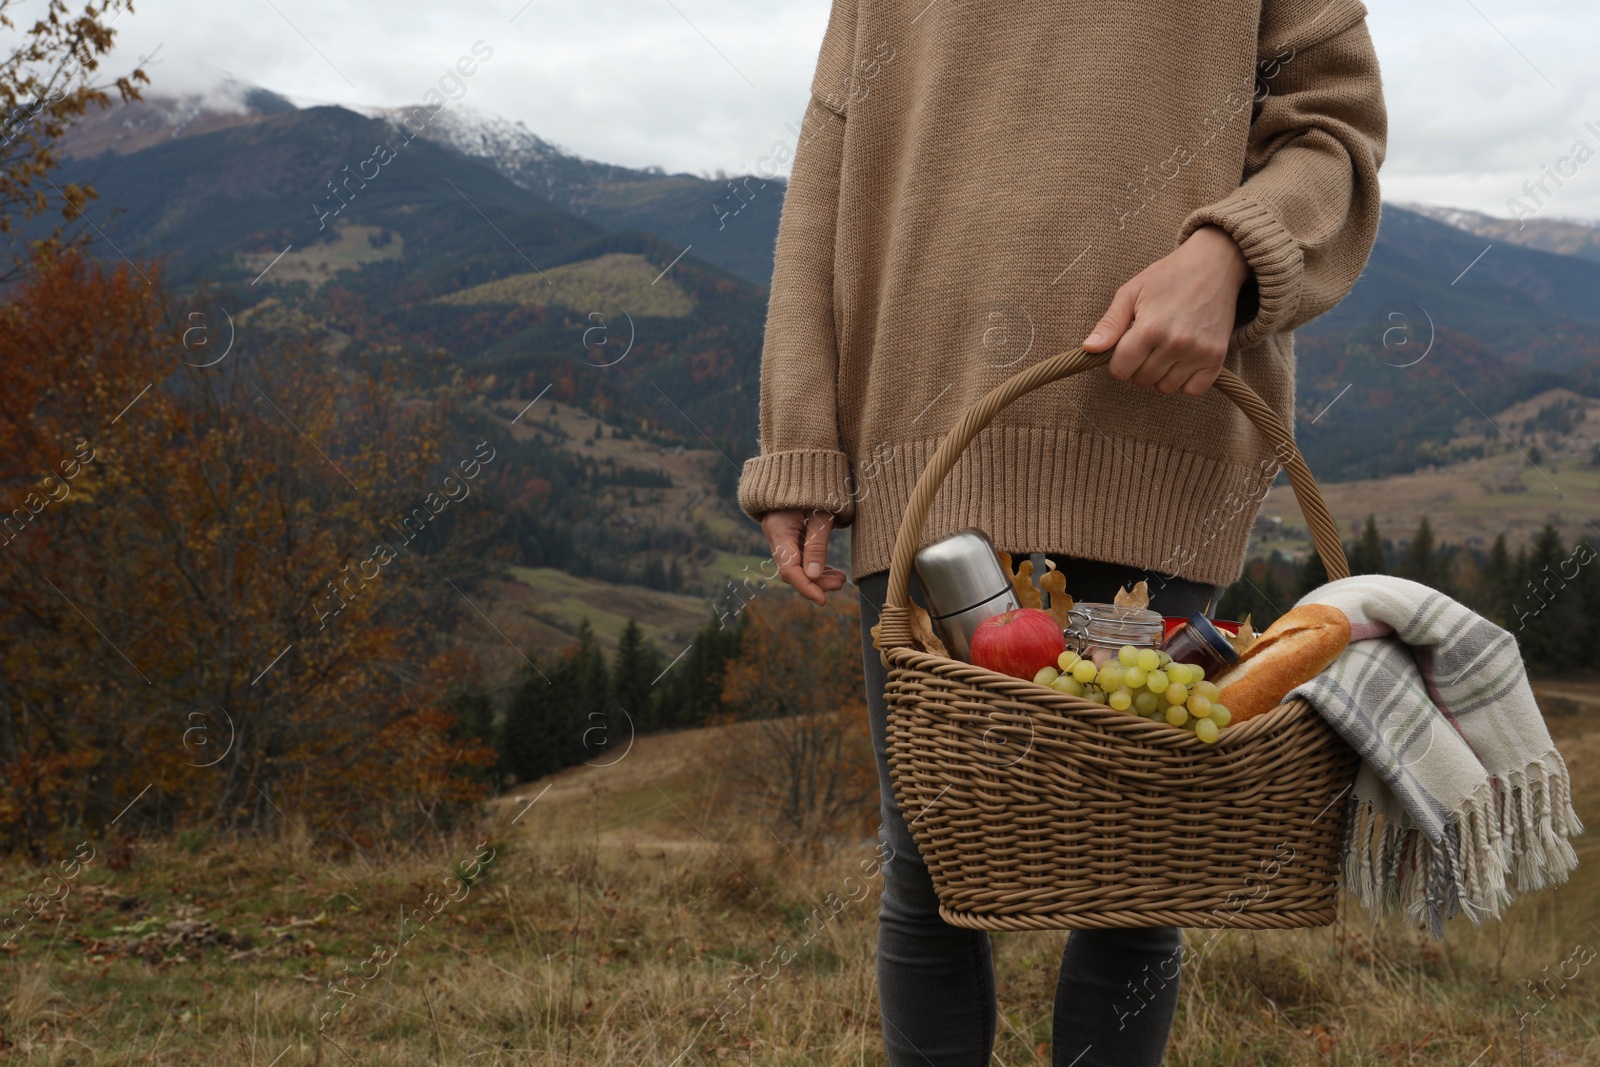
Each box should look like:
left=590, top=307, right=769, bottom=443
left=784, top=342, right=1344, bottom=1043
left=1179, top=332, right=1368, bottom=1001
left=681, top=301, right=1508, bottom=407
left=1113, top=580, right=1150, bottom=610
left=1038, top=568, right=1074, bottom=629
left=908, top=602, right=949, bottom=657
left=1226, top=613, right=1258, bottom=656
left=996, top=549, right=1013, bottom=576
left=1011, top=559, right=1042, bottom=609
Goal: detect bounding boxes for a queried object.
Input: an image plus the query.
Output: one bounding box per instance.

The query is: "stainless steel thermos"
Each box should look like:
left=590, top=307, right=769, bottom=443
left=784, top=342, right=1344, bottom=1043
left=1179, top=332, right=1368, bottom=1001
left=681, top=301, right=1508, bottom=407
left=912, top=528, right=1020, bottom=662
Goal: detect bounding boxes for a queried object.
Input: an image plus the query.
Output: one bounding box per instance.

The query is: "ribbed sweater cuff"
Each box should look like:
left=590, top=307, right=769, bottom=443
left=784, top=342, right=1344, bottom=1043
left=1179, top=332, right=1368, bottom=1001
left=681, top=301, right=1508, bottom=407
left=1179, top=190, right=1303, bottom=350
left=737, top=448, right=857, bottom=525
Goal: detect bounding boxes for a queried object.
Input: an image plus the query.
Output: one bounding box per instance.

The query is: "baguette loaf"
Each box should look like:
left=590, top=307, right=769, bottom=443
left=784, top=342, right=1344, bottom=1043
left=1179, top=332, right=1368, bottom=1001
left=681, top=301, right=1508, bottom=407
left=1212, top=603, right=1351, bottom=723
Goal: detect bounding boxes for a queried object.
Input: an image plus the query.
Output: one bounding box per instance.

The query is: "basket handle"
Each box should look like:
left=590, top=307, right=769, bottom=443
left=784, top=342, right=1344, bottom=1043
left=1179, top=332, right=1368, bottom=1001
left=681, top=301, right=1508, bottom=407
left=879, top=347, right=1350, bottom=650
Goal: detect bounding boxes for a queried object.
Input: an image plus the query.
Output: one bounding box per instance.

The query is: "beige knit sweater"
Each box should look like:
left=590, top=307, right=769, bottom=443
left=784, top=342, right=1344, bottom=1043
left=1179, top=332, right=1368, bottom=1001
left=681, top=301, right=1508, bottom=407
left=736, top=0, right=1387, bottom=586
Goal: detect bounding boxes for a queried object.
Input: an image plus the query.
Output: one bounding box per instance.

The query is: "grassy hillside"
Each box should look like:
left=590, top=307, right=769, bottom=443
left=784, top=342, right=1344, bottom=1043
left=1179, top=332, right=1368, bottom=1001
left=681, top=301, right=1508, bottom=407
left=436, top=396, right=759, bottom=670
left=491, top=394, right=763, bottom=559
left=435, top=251, right=696, bottom=316
left=4, top=690, right=1599, bottom=1064
left=482, top=565, right=709, bottom=660
left=1262, top=454, right=1600, bottom=557
left=235, top=221, right=406, bottom=289
left=1259, top=387, right=1600, bottom=557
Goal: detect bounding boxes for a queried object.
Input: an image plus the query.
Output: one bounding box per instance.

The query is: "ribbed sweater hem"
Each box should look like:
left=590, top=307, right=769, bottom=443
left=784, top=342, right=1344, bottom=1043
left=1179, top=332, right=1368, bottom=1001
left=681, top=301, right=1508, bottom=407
left=844, top=426, right=1270, bottom=588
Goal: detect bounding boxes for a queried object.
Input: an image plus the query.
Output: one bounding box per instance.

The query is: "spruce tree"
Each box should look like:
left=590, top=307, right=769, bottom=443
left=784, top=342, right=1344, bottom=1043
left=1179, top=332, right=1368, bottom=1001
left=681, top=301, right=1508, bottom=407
left=447, top=681, right=495, bottom=746
left=1256, top=564, right=1287, bottom=627
left=500, top=654, right=565, bottom=782
left=656, top=611, right=743, bottom=728
left=1513, top=543, right=1530, bottom=614
left=1216, top=561, right=1287, bottom=629
left=1295, top=546, right=1328, bottom=599
left=613, top=618, right=664, bottom=733
left=1478, top=533, right=1515, bottom=626
left=1574, top=538, right=1600, bottom=655
left=1351, top=515, right=1385, bottom=576
left=572, top=618, right=612, bottom=763
left=1515, top=525, right=1583, bottom=672
left=1400, top=517, right=1438, bottom=587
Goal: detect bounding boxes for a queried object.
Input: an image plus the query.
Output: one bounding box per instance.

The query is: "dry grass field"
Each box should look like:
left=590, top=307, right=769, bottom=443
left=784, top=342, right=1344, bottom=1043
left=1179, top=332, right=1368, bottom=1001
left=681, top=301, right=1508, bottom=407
left=234, top=223, right=406, bottom=289
left=494, top=399, right=759, bottom=553
left=4, top=684, right=1600, bottom=1065
left=1262, top=388, right=1600, bottom=557
left=436, top=253, right=696, bottom=318
left=459, top=564, right=711, bottom=669
left=1260, top=457, right=1600, bottom=558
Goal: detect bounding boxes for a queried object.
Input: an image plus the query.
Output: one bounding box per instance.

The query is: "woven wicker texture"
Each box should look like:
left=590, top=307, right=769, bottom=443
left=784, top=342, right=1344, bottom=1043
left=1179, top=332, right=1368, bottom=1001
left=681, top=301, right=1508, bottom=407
left=879, top=347, right=1361, bottom=930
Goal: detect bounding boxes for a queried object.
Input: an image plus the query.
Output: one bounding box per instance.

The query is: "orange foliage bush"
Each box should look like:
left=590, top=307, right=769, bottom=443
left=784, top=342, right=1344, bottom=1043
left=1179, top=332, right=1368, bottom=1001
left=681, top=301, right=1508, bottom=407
left=718, top=592, right=878, bottom=845
left=0, top=252, right=496, bottom=855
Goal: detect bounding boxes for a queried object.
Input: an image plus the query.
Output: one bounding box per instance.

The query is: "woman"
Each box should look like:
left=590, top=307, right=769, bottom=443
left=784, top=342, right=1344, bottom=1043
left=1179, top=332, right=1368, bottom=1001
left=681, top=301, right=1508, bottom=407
left=737, top=0, right=1386, bottom=1062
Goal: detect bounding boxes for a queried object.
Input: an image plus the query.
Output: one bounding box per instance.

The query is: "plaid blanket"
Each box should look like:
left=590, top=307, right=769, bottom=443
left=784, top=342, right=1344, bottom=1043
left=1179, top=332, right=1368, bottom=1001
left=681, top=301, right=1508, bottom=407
left=1287, top=575, right=1584, bottom=939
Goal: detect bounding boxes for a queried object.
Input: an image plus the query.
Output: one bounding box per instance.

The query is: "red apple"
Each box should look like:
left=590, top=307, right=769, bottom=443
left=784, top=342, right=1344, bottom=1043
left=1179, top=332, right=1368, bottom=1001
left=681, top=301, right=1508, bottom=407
left=968, top=608, right=1066, bottom=679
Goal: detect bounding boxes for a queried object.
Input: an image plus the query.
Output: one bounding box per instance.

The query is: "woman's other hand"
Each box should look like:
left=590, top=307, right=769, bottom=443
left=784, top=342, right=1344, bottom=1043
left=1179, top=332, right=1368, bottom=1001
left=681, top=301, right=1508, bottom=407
left=760, top=508, right=849, bottom=604
left=1081, top=224, right=1251, bottom=396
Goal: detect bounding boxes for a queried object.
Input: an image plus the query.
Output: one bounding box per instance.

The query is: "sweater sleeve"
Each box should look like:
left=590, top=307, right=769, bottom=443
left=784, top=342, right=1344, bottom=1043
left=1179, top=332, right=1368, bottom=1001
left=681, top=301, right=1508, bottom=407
left=1176, top=0, right=1387, bottom=351
left=736, top=0, right=859, bottom=526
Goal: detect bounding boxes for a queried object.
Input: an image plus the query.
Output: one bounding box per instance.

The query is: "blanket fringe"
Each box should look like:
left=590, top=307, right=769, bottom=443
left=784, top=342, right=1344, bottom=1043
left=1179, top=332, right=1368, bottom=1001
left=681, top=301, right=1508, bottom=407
left=1343, top=749, right=1583, bottom=936
left=1496, top=751, right=1584, bottom=894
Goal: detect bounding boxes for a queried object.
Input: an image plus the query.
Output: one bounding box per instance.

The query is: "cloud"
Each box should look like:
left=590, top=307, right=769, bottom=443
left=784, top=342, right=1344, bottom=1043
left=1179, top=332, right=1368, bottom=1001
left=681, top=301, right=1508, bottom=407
left=1367, top=0, right=1600, bottom=219
left=81, top=0, right=1600, bottom=220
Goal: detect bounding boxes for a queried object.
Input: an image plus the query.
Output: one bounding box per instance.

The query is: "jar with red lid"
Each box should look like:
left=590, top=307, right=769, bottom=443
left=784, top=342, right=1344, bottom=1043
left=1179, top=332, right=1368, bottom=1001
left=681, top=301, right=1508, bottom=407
left=1159, top=613, right=1240, bottom=680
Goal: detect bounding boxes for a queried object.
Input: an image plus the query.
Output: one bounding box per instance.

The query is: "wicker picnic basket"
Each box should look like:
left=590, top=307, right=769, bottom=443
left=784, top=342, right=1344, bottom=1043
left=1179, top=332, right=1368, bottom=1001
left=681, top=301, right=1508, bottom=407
left=876, top=347, right=1362, bottom=931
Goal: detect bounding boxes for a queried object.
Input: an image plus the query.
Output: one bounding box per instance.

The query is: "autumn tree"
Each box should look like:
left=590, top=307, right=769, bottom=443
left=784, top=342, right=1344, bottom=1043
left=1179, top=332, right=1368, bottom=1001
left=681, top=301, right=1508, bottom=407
left=441, top=673, right=499, bottom=792
left=0, top=251, right=498, bottom=853
left=0, top=0, right=150, bottom=281
left=718, top=593, right=876, bottom=848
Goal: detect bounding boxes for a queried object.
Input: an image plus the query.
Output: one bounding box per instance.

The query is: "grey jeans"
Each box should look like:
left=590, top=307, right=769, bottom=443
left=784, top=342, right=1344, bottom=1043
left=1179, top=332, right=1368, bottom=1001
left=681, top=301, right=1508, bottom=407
left=855, top=555, right=1221, bottom=1067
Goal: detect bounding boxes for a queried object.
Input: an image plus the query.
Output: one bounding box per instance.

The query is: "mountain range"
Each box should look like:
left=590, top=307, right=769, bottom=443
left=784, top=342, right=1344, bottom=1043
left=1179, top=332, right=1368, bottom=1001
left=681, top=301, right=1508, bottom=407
left=34, top=83, right=1600, bottom=486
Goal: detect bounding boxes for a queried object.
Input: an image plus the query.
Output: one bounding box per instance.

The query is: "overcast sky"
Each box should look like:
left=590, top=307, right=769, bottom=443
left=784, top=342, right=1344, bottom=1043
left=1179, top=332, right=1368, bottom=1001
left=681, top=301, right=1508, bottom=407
left=63, top=0, right=1600, bottom=223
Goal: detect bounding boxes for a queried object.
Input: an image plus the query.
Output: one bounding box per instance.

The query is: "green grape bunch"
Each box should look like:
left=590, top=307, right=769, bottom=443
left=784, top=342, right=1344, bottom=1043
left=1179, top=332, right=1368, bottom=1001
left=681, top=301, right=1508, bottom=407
left=1031, top=644, right=1232, bottom=743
